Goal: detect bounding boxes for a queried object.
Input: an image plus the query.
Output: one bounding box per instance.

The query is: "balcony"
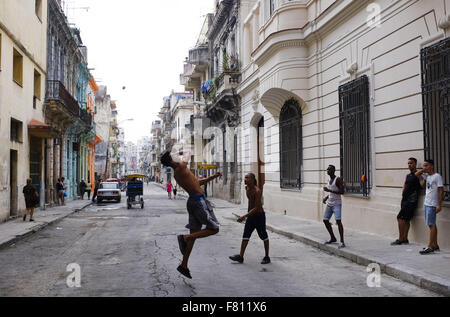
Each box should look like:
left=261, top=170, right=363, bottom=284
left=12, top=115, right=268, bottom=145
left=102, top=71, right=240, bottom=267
left=46, top=80, right=80, bottom=117
left=188, top=45, right=209, bottom=66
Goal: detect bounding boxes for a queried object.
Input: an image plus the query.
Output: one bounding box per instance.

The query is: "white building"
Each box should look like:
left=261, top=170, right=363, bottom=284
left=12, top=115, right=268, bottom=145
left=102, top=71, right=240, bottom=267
left=238, top=0, right=450, bottom=248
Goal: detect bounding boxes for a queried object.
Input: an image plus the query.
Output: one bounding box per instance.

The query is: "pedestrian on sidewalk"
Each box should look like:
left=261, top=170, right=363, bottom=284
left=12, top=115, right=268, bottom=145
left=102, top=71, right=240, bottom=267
left=79, top=180, right=87, bottom=200
left=322, top=165, right=346, bottom=249
left=85, top=181, right=92, bottom=200
left=416, top=160, right=444, bottom=255
left=173, top=185, right=178, bottom=200
left=230, top=173, right=270, bottom=265
left=167, top=181, right=172, bottom=200
left=23, top=178, right=39, bottom=222
left=391, top=158, right=421, bottom=246
left=56, top=178, right=65, bottom=206
left=92, top=180, right=100, bottom=203
left=160, top=150, right=221, bottom=279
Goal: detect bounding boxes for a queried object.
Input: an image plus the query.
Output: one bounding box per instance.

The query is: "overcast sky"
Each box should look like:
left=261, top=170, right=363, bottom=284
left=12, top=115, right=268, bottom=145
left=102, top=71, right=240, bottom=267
left=68, top=0, right=214, bottom=143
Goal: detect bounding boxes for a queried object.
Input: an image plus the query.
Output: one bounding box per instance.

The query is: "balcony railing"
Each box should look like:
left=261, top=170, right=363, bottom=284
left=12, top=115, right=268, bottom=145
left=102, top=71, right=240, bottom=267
left=46, top=80, right=93, bottom=128
left=189, top=45, right=209, bottom=66
left=46, top=80, right=80, bottom=117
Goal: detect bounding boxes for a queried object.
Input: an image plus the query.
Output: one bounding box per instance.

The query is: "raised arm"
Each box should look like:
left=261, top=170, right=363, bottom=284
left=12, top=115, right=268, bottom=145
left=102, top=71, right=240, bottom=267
left=199, top=172, right=222, bottom=186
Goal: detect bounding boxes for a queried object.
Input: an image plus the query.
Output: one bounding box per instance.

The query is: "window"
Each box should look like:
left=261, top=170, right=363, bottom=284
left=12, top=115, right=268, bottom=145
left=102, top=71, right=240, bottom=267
left=10, top=119, right=23, bottom=143
left=13, top=48, right=23, bottom=86
left=339, top=75, right=371, bottom=196
left=35, top=0, right=42, bottom=21
left=269, top=0, right=275, bottom=16
left=279, top=98, right=302, bottom=189
left=34, top=70, right=41, bottom=109
left=421, top=38, right=450, bottom=202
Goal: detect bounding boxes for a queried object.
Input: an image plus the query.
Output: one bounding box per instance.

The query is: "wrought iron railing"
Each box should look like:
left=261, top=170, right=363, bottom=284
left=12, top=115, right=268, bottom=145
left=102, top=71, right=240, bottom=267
left=421, top=38, right=450, bottom=201
left=46, top=80, right=80, bottom=117
left=339, top=75, right=371, bottom=197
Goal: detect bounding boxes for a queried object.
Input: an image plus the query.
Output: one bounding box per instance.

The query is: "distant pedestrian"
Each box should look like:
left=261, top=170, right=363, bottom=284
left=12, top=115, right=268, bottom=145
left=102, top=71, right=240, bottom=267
left=416, top=160, right=444, bottom=255
left=85, top=181, right=92, bottom=200
left=391, top=158, right=421, bottom=246
left=167, top=181, right=172, bottom=199
left=92, top=180, right=100, bottom=203
left=56, top=178, right=65, bottom=206
left=173, top=185, right=178, bottom=200
left=79, top=180, right=87, bottom=200
left=23, top=178, right=39, bottom=222
left=322, top=165, right=346, bottom=249
left=230, top=173, right=270, bottom=265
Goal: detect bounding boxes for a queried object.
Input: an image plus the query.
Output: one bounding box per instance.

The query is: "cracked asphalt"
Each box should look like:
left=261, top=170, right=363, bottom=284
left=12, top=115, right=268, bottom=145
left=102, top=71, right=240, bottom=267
left=0, top=184, right=439, bottom=297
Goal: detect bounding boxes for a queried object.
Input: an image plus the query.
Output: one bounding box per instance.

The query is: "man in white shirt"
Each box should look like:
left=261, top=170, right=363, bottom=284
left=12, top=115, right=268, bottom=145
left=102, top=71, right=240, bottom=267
left=415, top=159, right=444, bottom=255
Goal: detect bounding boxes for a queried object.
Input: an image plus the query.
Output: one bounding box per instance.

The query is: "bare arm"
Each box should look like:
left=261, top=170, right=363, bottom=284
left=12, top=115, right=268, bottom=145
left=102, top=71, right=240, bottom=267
left=238, top=189, right=263, bottom=222
left=415, top=170, right=426, bottom=188
left=437, top=187, right=444, bottom=213
left=199, top=172, right=222, bottom=186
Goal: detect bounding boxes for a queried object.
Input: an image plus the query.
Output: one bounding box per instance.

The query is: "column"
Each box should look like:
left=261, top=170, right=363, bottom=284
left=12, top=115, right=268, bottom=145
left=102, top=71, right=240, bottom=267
left=46, top=138, right=54, bottom=205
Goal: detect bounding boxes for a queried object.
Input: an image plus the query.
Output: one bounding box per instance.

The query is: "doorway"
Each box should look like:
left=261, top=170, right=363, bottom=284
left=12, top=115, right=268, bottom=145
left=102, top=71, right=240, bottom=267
left=10, top=150, right=18, bottom=217
left=30, top=137, right=42, bottom=206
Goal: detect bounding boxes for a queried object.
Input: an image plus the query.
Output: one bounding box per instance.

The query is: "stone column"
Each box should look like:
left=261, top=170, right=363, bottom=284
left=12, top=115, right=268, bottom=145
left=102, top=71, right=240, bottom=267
left=53, top=138, right=61, bottom=203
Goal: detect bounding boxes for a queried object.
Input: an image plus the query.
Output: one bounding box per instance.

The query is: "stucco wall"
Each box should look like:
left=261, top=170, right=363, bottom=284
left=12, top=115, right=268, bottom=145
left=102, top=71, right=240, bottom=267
left=239, top=0, right=450, bottom=248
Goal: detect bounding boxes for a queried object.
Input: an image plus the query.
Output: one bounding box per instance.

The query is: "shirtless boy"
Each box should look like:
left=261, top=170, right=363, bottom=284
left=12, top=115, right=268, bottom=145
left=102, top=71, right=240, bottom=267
left=230, top=173, right=270, bottom=265
left=160, top=150, right=222, bottom=279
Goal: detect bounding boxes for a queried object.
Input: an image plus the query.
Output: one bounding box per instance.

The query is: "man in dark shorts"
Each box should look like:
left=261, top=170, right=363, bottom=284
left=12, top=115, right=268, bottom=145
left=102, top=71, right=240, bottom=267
left=160, top=150, right=222, bottom=279
left=229, top=173, right=270, bottom=265
left=391, top=158, right=421, bottom=245
left=23, top=178, right=39, bottom=222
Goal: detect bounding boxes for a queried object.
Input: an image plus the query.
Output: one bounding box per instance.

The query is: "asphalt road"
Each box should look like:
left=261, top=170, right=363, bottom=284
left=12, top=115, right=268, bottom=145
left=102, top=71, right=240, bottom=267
left=0, top=184, right=440, bottom=297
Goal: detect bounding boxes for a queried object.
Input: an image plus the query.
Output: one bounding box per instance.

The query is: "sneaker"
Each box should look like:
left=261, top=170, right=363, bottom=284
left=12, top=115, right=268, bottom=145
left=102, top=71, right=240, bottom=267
left=432, top=245, right=440, bottom=252
left=420, top=247, right=434, bottom=255
left=177, top=265, right=192, bottom=279
left=29, top=219, right=35, bottom=222
left=338, top=243, right=346, bottom=249
left=261, top=256, right=271, bottom=265
left=324, top=239, right=337, bottom=245
left=391, top=239, right=409, bottom=246
left=177, top=235, right=187, bottom=256
left=229, top=255, right=244, bottom=263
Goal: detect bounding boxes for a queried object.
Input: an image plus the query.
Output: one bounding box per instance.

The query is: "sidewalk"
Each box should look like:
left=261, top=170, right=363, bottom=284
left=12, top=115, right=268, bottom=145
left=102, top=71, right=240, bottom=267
left=0, top=199, right=92, bottom=251
left=206, top=197, right=450, bottom=297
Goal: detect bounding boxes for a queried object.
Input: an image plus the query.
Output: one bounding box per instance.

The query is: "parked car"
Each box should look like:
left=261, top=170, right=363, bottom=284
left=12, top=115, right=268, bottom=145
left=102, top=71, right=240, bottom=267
left=97, top=182, right=121, bottom=203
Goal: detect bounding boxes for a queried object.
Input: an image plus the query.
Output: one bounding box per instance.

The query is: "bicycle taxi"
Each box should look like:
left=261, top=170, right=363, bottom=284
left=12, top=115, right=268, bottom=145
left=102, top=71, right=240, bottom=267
left=125, top=174, right=147, bottom=209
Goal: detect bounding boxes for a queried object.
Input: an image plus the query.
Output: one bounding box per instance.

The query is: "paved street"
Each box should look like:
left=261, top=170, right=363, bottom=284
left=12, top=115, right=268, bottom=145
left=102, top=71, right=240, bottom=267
left=0, top=184, right=440, bottom=297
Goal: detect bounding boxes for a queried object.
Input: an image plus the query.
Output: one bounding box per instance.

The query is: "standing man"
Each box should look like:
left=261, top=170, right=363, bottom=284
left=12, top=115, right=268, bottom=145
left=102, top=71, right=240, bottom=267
left=79, top=180, right=87, bottom=200
left=229, top=173, right=270, bottom=265
left=322, top=165, right=346, bottom=249
left=85, top=181, right=92, bottom=200
left=92, top=180, right=100, bottom=203
left=23, top=178, right=39, bottom=222
left=160, top=150, right=221, bottom=279
left=391, top=158, right=421, bottom=246
left=416, top=160, right=444, bottom=255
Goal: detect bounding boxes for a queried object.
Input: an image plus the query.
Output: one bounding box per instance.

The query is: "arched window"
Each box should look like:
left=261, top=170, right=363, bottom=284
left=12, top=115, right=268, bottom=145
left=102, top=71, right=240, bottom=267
left=279, top=98, right=302, bottom=189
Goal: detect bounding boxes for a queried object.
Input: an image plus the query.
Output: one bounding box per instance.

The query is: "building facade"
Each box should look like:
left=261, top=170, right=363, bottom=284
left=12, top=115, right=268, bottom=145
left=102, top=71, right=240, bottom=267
left=238, top=0, right=450, bottom=248
left=0, top=0, right=49, bottom=221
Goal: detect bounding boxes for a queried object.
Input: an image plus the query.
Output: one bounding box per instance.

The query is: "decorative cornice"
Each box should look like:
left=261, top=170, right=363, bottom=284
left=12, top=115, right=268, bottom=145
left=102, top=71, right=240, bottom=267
left=254, top=38, right=306, bottom=66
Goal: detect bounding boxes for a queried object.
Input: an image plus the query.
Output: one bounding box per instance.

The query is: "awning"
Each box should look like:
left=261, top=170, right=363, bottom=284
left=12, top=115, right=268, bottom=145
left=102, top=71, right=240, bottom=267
left=28, top=119, right=56, bottom=138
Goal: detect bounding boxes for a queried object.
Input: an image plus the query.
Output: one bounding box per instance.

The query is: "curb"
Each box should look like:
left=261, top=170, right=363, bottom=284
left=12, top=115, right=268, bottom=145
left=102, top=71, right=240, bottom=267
left=266, top=224, right=450, bottom=296
left=0, top=202, right=92, bottom=251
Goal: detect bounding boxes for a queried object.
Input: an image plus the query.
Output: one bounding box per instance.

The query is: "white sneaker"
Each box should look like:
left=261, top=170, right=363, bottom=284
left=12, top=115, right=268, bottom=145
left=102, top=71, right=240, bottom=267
left=338, top=243, right=346, bottom=249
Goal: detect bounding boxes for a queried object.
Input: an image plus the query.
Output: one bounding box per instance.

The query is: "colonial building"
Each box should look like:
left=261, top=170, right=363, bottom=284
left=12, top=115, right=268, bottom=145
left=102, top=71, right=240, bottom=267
left=238, top=0, right=450, bottom=248
left=0, top=0, right=49, bottom=221
left=94, top=85, right=112, bottom=181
